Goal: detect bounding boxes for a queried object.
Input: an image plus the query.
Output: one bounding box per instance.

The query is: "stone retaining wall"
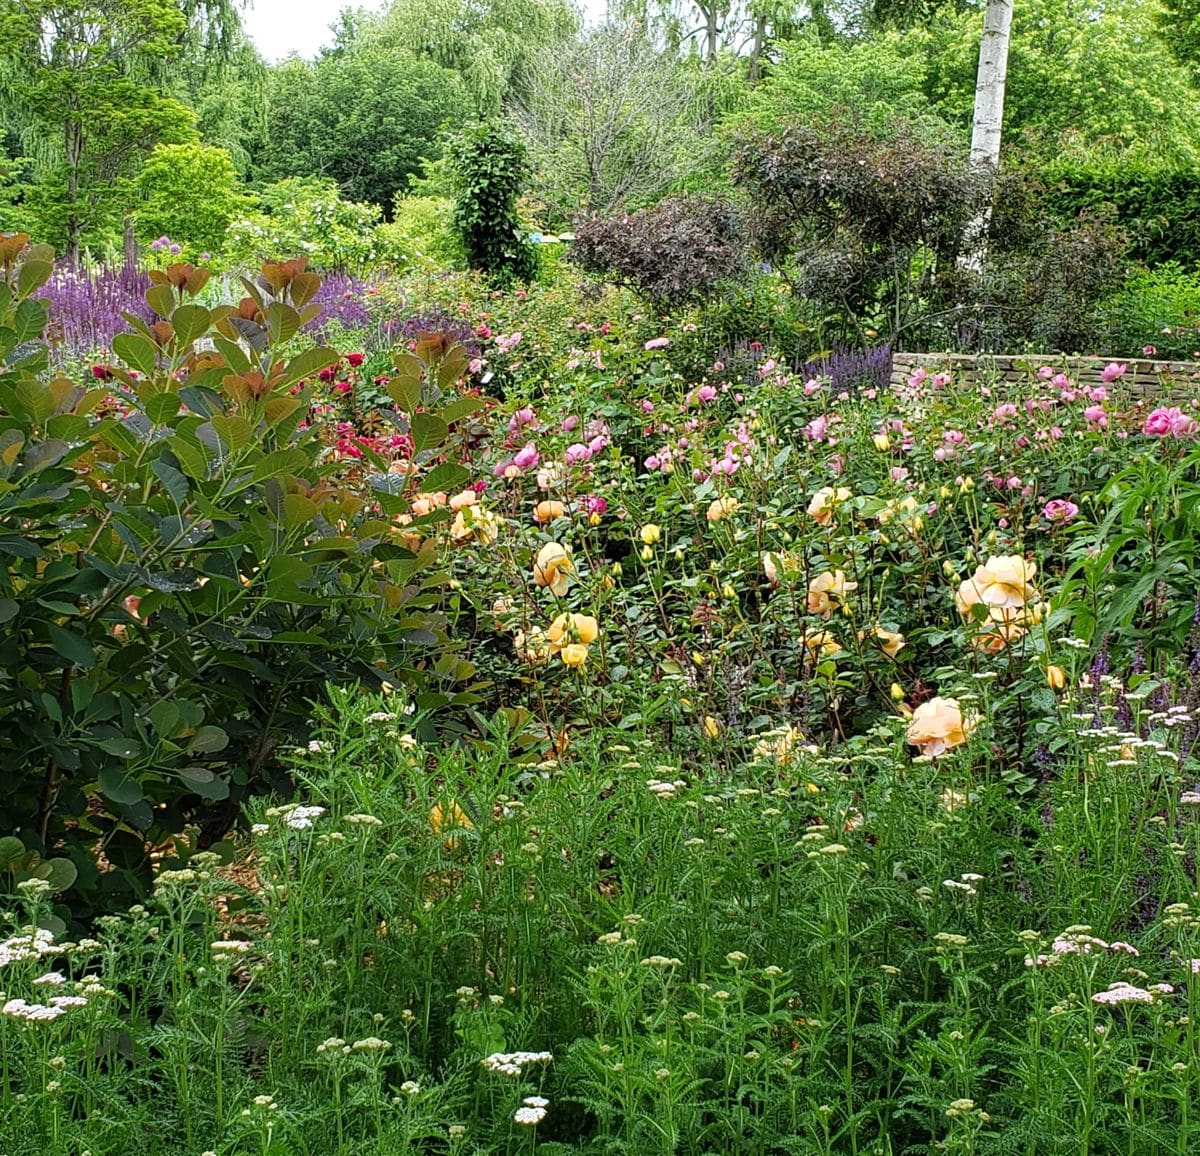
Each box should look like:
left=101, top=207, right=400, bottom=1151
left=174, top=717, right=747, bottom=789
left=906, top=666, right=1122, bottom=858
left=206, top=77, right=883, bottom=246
left=890, top=352, right=1200, bottom=399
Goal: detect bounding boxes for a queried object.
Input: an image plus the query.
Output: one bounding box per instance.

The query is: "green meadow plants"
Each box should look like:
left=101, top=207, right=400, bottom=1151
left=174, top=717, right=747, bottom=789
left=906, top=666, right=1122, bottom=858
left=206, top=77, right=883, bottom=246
left=3, top=681, right=1200, bottom=1153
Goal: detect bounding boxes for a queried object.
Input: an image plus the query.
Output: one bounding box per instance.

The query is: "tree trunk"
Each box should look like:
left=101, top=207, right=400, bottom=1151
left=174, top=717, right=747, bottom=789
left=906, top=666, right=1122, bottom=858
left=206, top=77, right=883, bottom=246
left=123, top=216, right=139, bottom=270
left=963, top=0, right=1014, bottom=269
left=64, top=120, right=83, bottom=265
left=748, top=13, right=766, bottom=83
left=970, top=0, right=1014, bottom=172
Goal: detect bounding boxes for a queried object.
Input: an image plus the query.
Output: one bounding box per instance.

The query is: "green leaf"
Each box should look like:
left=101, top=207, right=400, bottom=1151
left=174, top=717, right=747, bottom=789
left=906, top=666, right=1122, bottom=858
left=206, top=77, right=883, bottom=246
left=0, top=535, right=42, bottom=558
left=146, top=284, right=175, bottom=319
left=17, top=259, right=52, bottom=298
left=171, top=304, right=212, bottom=347
left=14, top=379, right=56, bottom=422
left=168, top=436, right=208, bottom=480
left=152, top=458, right=190, bottom=506
left=421, top=463, right=470, bottom=493
left=113, top=333, right=159, bottom=378
left=440, top=395, right=484, bottom=424
left=0, top=598, right=18, bottom=623
left=188, top=725, right=228, bottom=754
left=13, top=298, right=47, bottom=344
left=47, top=624, right=96, bottom=668
left=34, top=858, right=77, bottom=893
left=213, top=336, right=252, bottom=374
left=282, top=493, right=318, bottom=528
left=144, top=391, right=180, bottom=425
left=98, top=767, right=143, bottom=805
left=211, top=414, right=253, bottom=453
left=97, top=736, right=142, bottom=758
left=411, top=413, right=449, bottom=454
left=0, top=836, right=26, bottom=871
left=266, top=301, right=302, bottom=345
left=178, top=766, right=230, bottom=800
left=281, top=347, right=339, bottom=388
left=387, top=374, right=423, bottom=413
left=148, top=701, right=181, bottom=738
left=251, top=448, right=310, bottom=483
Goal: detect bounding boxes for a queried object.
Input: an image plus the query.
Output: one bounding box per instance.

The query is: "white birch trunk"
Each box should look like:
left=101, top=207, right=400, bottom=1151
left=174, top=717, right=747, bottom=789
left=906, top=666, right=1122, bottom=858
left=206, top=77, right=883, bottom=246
left=963, top=0, right=1014, bottom=269
left=970, top=0, right=1014, bottom=172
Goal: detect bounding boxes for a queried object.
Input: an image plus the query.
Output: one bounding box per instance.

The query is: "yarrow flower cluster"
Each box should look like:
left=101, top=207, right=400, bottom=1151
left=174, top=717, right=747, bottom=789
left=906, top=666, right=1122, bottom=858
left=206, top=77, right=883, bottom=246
left=1091, top=982, right=1173, bottom=1005
left=514, top=1095, right=550, bottom=1125
left=2, top=996, right=84, bottom=1021
left=480, top=1050, right=553, bottom=1077
left=264, top=803, right=327, bottom=831
left=0, top=927, right=56, bottom=967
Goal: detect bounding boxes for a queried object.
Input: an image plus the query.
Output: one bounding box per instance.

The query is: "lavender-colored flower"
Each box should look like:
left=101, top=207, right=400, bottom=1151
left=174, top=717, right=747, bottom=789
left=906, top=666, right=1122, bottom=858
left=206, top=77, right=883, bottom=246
left=41, top=263, right=153, bottom=363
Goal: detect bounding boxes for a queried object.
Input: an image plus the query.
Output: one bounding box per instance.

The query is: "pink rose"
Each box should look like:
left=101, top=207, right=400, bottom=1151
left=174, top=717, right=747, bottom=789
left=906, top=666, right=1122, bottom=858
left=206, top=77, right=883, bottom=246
left=1043, top=499, right=1079, bottom=523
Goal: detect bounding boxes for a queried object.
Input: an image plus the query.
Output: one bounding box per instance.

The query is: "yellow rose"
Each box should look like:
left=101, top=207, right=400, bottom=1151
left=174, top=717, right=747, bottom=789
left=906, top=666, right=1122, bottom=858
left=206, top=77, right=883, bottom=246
left=806, top=570, right=858, bottom=618
left=533, top=500, right=566, bottom=524
left=707, top=496, right=739, bottom=522
left=450, top=505, right=500, bottom=545
left=955, top=555, right=1038, bottom=618
left=872, top=433, right=891, bottom=451
left=1046, top=664, right=1066, bottom=690
left=533, top=542, right=572, bottom=596
left=807, top=486, right=852, bottom=526
left=547, top=612, right=599, bottom=648
left=803, top=629, right=843, bottom=659
left=411, top=491, right=448, bottom=517
left=702, top=716, right=722, bottom=739
left=762, top=550, right=801, bottom=585
left=860, top=626, right=905, bottom=658
left=448, top=489, right=477, bottom=511
left=560, top=642, right=589, bottom=667
left=513, top=628, right=552, bottom=664
left=640, top=523, right=662, bottom=545
left=905, top=697, right=976, bottom=757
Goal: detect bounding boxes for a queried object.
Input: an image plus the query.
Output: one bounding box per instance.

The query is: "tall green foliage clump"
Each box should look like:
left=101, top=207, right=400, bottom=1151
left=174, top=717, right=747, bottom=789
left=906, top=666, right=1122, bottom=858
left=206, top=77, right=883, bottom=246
left=447, top=121, right=537, bottom=285
left=0, top=233, right=483, bottom=919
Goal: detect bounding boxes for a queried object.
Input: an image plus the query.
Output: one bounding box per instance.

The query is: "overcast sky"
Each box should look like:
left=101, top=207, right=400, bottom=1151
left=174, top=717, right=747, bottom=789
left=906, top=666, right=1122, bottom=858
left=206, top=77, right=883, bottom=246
left=242, top=0, right=605, bottom=62
left=242, top=0, right=385, bottom=61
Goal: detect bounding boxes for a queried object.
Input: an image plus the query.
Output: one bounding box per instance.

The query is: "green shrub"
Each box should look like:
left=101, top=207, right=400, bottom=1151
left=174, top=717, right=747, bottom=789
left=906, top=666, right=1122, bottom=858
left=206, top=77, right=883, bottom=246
left=1036, top=161, right=1200, bottom=267
left=0, top=234, right=481, bottom=920
left=222, top=178, right=402, bottom=273
left=134, top=142, right=248, bottom=262
left=377, top=194, right=464, bottom=270
left=446, top=120, right=537, bottom=286
left=1101, top=263, right=1200, bottom=359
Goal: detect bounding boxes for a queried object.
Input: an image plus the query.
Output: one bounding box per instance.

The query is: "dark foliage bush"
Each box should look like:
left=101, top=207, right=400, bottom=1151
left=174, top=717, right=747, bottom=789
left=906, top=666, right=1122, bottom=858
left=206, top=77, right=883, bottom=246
left=570, top=196, right=749, bottom=309
left=732, top=119, right=988, bottom=345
